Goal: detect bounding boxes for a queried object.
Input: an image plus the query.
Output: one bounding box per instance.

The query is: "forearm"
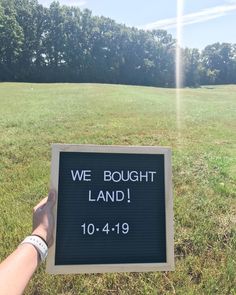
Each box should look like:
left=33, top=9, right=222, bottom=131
left=0, top=191, right=55, bottom=295
left=0, top=243, right=40, bottom=295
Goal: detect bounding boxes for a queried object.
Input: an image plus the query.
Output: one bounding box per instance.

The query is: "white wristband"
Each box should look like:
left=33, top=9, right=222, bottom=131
left=21, top=235, right=48, bottom=261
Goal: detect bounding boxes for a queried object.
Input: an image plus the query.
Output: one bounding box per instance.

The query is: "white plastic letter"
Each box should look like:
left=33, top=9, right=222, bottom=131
left=104, top=171, right=112, bottom=181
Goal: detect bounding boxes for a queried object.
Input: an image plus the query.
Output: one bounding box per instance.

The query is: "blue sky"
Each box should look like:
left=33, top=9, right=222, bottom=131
left=38, top=0, right=236, bottom=49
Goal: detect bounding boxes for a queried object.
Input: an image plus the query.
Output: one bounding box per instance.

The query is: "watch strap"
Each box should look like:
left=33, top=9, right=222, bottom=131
left=21, top=235, right=48, bottom=261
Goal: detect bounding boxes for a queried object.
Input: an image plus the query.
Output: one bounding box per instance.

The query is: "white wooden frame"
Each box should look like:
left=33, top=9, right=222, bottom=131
left=46, top=144, right=174, bottom=274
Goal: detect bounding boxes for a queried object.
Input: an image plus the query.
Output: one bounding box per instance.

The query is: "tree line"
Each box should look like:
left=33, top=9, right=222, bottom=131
left=0, top=0, right=236, bottom=87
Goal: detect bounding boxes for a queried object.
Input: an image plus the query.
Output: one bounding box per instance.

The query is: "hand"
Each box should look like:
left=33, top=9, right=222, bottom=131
left=32, top=190, right=56, bottom=247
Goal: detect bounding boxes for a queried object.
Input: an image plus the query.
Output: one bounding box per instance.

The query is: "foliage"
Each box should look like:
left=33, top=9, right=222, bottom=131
left=0, top=0, right=235, bottom=86
left=200, top=43, right=236, bottom=85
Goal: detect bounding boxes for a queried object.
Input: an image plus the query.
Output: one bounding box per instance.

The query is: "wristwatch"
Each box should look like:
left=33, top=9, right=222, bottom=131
left=20, top=235, right=48, bottom=261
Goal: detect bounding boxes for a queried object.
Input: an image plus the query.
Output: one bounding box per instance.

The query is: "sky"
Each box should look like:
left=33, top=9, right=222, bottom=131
left=38, top=0, right=236, bottom=49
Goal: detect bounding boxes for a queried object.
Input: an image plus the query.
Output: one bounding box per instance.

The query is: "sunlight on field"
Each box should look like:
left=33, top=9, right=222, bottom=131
left=0, top=83, right=235, bottom=294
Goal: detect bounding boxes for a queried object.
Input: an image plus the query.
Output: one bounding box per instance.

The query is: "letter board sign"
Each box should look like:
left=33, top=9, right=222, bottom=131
left=46, top=144, right=174, bottom=274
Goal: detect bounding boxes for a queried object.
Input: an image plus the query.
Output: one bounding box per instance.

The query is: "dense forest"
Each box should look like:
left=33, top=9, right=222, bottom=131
left=0, top=0, right=236, bottom=87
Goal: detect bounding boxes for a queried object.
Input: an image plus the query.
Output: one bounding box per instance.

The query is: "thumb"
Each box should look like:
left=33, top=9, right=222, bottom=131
left=47, top=190, right=56, bottom=208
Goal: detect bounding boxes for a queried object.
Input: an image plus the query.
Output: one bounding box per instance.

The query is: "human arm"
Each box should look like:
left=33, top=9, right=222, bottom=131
left=0, top=190, right=56, bottom=295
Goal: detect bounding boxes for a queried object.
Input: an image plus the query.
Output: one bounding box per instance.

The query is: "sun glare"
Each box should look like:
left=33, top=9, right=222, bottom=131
left=176, top=0, right=184, bottom=139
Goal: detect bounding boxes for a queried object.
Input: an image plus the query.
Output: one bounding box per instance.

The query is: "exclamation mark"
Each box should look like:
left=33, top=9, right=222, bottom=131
left=127, top=188, right=131, bottom=203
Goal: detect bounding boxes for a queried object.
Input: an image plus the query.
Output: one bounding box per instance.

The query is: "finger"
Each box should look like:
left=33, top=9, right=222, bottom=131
left=47, top=190, right=56, bottom=209
left=33, top=197, right=48, bottom=211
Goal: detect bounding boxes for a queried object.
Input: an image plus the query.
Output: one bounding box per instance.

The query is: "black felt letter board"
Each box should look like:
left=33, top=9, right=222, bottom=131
left=55, top=152, right=166, bottom=265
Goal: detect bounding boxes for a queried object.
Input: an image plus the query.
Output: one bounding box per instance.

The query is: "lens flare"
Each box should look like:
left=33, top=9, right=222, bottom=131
left=176, top=0, right=184, bottom=139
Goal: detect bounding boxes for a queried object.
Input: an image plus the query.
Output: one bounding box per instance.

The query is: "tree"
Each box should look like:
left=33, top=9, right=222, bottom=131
left=183, top=48, right=200, bottom=87
left=0, top=0, right=24, bottom=80
left=0, top=0, right=235, bottom=86
left=201, top=42, right=236, bottom=85
left=43, top=1, right=66, bottom=81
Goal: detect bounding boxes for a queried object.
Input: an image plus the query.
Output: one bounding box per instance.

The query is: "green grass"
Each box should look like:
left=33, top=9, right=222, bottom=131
left=0, top=83, right=235, bottom=295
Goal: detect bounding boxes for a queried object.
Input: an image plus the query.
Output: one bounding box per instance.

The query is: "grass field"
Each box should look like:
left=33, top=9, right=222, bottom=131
left=0, top=83, right=235, bottom=295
